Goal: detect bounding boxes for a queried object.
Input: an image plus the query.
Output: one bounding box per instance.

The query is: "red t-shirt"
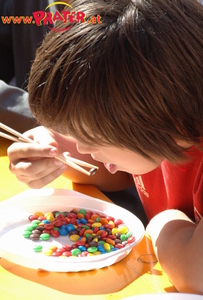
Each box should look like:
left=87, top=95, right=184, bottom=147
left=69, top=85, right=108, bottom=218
left=133, top=146, right=203, bottom=223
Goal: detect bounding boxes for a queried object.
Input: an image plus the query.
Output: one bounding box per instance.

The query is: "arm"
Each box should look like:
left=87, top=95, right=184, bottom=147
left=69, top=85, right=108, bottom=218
left=146, top=209, right=203, bottom=294
left=0, top=80, right=37, bottom=132
left=7, top=126, right=134, bottom=191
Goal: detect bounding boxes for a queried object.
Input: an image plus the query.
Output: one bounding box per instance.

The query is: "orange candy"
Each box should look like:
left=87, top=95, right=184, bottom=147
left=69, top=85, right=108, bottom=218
left=99, top=218, right=109, bottom=225
left=106, top=238, right=115, bottom=246
left=77, top=213, right=85, bottom=219
left=84, top=229, right=93, bottom=235
left=90, top=214, right=100, bottom=221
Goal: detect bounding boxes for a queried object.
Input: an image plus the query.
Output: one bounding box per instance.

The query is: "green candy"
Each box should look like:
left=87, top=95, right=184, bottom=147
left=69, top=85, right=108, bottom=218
left=40, top=233, right=50, bottom=241
left=87, top=246, right=97, bottom=253
left=23, top=230, right=32, bottom=238
left=71, top=248, right=82, bottom=256
left=31, top=220, right=41, bottom=225
left=120, top=233, right=127, bottom=242
left=98, top=240, right=105, bottom=245
left=33, top=245, right=43, bottom=252
left=125, top=231, right=131, bottom=239
left=85, top=233, right=91, bottom=238
left=26, top=225, right=36, bottom=231
left=78, top=209, right=86, bottom=216
left=55, top=212, right=65, bottom=217
left=82, top=225, right=90, bottom=229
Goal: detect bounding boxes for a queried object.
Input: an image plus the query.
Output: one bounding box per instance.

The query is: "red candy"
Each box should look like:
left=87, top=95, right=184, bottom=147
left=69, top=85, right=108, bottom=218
left=75, top=241, right=85, bottom=246
left=38, top=216, right=46, bottom=221
left=42, top=229, right=51, bottom=234
left=68, top=219, right=77, bottom=225
left=53, top=220, right=63, bottom=227
left=114, top=219, right=123, bottom=227
left=78, top=251, right=88, bottom=257
left=44, top=224, right=54, bottom=230
left=67, top=212, right=77, bottom=219
left=50, top=229, right=60, bottom=237
left=52, top=251, right=62, bottom=257
left=127, top=236, right=135, bottom=244
left=28, top=215, right=38, bottom=221
left=62, top=244, right=72, bottom=251
left=63, top=251, right=72, bottom=257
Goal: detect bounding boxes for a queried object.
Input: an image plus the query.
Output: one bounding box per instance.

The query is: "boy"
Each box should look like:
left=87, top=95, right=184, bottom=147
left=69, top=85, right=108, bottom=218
left=8, top=0, right=203, bottom=293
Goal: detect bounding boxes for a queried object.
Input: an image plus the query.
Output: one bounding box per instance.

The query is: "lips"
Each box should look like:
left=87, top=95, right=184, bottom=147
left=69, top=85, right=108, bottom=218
left=104, top=163, right=117, bottom=174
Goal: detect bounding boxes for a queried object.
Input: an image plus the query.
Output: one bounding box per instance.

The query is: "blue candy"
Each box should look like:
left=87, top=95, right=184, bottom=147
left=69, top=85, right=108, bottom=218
left=80, top=218, right=88, bottom=224
left=42, top=220, right=51, bottom=224
left=97, top=245, right=106, bottom=253
left=78, top=245, right=87, bottom=252
left=66, top=224, right=75, bottom=232
left=59, top=228, right=68, bottom=236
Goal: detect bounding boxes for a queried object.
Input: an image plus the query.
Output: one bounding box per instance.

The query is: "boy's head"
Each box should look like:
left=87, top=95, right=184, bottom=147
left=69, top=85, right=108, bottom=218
left=28, top=0, right=203, bottom=162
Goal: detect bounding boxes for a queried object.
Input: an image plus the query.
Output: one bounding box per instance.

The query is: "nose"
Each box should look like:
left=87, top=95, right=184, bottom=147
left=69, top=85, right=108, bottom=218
left=76, top=141, right=95, bottom=154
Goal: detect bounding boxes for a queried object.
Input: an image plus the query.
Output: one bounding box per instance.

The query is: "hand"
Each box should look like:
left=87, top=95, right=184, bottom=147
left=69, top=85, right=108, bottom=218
left=7, top=127, right=135, bottom=191
left=7, top=126, right=67, bottom=188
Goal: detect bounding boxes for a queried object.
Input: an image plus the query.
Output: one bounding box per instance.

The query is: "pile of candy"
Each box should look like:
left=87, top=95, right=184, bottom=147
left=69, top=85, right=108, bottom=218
left=23, top=208, right=135, bottom=258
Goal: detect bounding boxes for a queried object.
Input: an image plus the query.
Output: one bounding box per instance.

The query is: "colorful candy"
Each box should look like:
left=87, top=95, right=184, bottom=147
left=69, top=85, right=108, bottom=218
left=24, top=208, right=135, bottom=258
left=33, top=245, right=43, bottom=252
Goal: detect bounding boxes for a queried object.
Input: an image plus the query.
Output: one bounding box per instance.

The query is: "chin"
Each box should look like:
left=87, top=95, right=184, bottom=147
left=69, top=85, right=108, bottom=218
left=91, top=155, right=103, bottom=163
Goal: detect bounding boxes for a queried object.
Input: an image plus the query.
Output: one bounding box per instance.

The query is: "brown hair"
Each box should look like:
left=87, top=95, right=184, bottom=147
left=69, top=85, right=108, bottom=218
left=28, top=0, right=203, bottom=162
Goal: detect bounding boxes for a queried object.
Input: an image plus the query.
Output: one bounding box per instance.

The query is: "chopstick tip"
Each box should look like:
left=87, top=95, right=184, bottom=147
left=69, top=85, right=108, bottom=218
left=89, top=167, right=98, bottom=176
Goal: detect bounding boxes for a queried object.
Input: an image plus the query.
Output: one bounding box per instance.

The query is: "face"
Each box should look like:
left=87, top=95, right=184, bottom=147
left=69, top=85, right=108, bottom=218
left=76, top=140, right=164, bottom=175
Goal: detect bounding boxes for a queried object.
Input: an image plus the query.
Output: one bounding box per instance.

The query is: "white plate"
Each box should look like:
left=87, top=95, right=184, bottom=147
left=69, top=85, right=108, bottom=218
left=0, top=188, right=144, bottom=272
left=122, top=293, right=203, bottom=299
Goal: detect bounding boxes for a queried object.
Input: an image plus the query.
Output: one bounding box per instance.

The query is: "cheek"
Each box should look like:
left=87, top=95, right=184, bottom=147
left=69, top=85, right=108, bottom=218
left=118, top=153, right=162, bottom=173
left=76, top=142, right=97, bottom=154
left=76, top=143, right=88, bottom=154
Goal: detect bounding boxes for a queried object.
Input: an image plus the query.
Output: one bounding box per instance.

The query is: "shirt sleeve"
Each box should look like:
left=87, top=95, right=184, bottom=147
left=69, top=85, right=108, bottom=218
left=0, top=80, right=37, bottom=132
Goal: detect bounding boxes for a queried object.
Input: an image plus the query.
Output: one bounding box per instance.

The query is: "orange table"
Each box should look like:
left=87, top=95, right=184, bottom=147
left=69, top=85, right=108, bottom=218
left=0, top=138, right=177, bottom=299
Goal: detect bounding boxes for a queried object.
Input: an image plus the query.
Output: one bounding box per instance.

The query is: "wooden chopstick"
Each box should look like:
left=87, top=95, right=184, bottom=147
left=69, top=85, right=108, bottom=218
left=0, top=122, right=33, bottom=143
left=0, top=131, right=19, bottom=143
left=57, top=153, right=98, bottom=169
left=0, top=122, right=98, bottom=176
left=56, top=154, right=98, bottom=176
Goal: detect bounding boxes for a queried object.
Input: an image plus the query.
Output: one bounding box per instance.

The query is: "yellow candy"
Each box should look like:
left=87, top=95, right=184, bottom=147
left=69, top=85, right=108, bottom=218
left=44, top=212, right=53, bottom=217
left=34, top=211, right=44, bottom=217
left=92, top=222, right=102, bottom=228
left=48, top=245, right=58, bottom=251
left=103, top=243, right=111, bottom=251
left=38, top=223, right=45, bottom=227
left=70, top=234, right=80, bottom=242
left=93, top=251, right=102, bottom=255
left=118, top=225, right=128, bottom=234
left=108, top=220, right=115, bottom=228
left=43, top=249, right=53, bottom=256
left=46, top=215, right=55, bottom=222
left=112, top=228, right=118, bottom=235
